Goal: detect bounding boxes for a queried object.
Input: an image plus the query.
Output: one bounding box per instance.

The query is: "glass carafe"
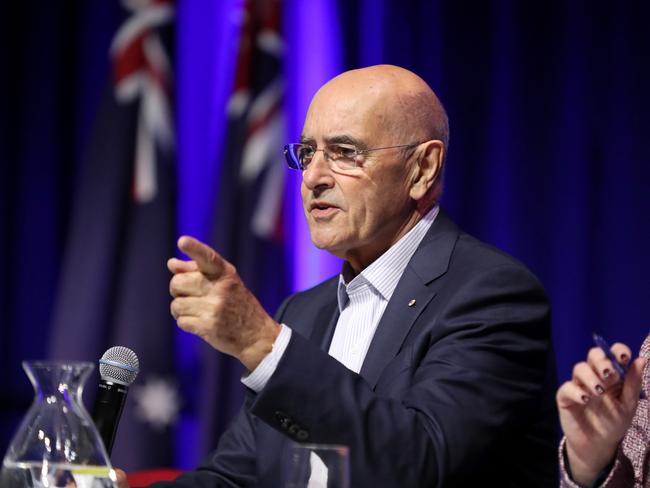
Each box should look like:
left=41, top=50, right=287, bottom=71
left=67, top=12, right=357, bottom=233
left=1, top=361, right=117, bottom=487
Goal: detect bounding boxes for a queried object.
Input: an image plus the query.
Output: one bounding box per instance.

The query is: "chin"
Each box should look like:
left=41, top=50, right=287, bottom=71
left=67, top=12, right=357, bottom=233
left=311, top=238, right=338, bottom=251
left=310, top=232, right=342, bottom=253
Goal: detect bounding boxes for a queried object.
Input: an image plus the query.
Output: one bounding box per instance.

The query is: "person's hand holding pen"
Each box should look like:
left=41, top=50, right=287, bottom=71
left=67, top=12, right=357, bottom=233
left=557, top=334, right=647, bottom=486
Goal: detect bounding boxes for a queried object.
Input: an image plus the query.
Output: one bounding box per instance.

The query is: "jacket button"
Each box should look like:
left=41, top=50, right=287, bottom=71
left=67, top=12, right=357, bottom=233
left=275, top=411, right=292, bottom=430
left=296, top=429, right=309, bottom=441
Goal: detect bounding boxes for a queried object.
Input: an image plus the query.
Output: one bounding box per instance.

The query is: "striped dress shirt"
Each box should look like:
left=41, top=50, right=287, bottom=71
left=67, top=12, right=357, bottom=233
left=243, top=205, right=439, bottom=389
left=329, top=205, right=439, bottom=373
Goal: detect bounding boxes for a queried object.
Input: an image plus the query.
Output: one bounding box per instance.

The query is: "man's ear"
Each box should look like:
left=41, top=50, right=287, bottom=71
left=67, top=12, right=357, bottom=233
left=409, top=140, right=444, bottom=201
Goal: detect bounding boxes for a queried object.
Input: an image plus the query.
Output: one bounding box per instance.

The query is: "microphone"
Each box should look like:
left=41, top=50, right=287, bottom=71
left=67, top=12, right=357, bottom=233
left=92, top=346, right=140, bottom=456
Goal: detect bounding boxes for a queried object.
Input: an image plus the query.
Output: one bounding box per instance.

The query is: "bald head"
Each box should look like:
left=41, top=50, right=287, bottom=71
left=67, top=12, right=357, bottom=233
left=299, top=65, right=449, bottom=271
left=311, top=65, right=449, bottom=150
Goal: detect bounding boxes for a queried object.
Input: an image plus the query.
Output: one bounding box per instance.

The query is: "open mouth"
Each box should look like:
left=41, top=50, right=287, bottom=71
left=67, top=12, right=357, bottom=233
left=311, top=202, right=332, bottom=210
left=310, top=201, right=339, bottom=218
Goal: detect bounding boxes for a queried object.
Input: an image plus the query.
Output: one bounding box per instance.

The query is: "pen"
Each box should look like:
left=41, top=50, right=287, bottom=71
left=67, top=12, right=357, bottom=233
left=593, top=332, right=646, bottom=400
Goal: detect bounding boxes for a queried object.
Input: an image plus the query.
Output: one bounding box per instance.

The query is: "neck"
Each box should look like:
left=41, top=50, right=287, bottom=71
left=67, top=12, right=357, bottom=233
left=344, top=207, right=427, bottom=274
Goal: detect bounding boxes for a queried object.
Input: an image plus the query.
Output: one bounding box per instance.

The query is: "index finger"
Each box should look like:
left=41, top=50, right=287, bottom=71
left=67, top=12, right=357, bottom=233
left=177, top=236, right=224, bottom=276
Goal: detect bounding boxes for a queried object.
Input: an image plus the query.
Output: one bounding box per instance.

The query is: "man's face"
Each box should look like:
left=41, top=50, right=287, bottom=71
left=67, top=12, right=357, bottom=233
left=300, top=82, right=416, bottom=271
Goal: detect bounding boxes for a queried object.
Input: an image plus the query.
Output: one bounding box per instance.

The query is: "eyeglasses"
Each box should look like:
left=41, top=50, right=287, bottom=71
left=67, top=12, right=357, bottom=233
left=283, top=142, right=421, bottom=172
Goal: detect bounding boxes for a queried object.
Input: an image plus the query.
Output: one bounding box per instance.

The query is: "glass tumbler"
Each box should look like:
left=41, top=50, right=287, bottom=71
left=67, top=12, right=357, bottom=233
left=283, top=443, right=349, bottom=488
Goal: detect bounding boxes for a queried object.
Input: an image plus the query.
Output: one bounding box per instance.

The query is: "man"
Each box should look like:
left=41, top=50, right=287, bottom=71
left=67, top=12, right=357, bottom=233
left=119, top=65, right=558, bottom=487
left=557, top=336, right=649, bottom=487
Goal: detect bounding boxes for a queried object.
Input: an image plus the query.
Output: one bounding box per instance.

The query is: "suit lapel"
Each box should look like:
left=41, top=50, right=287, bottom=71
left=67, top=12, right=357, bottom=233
left=302, top=279, right=341, bottom=351
left=359, top=210, right=460, bottom=388
left=310, top=301, right=340, bottom=351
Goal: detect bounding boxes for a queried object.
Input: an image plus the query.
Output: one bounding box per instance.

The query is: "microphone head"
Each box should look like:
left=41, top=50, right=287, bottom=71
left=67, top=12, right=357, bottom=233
left=99, top=346, right=140, bottom=386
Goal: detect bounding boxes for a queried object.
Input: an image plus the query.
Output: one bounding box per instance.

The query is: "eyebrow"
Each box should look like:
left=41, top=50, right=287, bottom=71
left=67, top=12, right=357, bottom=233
left=299, top=134, right=366, bottom=148
left=327, top=134, right=364, bottom=147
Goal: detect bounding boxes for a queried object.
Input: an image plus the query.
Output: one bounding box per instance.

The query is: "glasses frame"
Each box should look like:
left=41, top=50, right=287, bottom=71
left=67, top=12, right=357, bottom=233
left=283, top=142, right=421, bottom=171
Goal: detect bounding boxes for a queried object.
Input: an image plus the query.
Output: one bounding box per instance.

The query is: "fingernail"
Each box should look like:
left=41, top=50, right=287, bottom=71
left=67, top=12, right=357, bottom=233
left=595, top=385, right=605, bottom=395
left=603, top=368, right=611, bottom=378
left=581, top=394, right=590, bottom=404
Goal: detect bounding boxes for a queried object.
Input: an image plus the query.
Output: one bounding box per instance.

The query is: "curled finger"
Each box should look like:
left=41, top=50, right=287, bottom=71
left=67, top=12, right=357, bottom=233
left=587, top=346, right=619, bottom=385
left=572, top=361, right=606, bottom=397
left=175, top=315, right=204, bottom=336
left=610, top=342, right=633, bottom=368
left=167, top=257, right=199, bottom=274
left=557, top=380, right=592, bottom=408
left=170, top=296, right=204, bottom=321
left=169, top=271, right=209, bottom=298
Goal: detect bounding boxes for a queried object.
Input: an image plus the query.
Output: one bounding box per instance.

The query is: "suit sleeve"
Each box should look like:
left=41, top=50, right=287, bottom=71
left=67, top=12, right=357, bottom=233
left=148, top=296, right=298, bottom=488
left=146, top=392, right=257, bottom=488
left=249, top=263, right=554, bottom=487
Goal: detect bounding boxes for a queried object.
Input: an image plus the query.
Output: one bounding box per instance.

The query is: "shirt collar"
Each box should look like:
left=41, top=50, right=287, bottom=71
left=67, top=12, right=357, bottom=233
left=337, top=205, right=439, bottom=312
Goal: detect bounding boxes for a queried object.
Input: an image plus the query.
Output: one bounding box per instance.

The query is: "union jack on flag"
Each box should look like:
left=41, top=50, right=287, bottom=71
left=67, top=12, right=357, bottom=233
left=202, top=0, right=289, bottom=450
left=48, top=0, right=179, bottom=471
left=111, top=0, right=175, bottom=203
left=227, top=0, right=285, bottom=241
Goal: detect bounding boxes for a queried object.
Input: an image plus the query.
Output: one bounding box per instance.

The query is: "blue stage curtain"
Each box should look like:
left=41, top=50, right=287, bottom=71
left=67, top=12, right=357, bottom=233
left=0, top=0, right=124, bottom=460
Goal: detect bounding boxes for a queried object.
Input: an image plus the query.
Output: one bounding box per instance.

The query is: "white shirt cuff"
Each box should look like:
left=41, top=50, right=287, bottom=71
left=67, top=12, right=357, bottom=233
left=241, top=324, right=292, bottom=392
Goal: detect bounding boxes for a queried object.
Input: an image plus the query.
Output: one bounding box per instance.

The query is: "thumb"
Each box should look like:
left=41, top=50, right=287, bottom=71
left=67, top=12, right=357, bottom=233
left=114, top=468, right=130, bottom=488
left=621, top=356, right=646, bottom=407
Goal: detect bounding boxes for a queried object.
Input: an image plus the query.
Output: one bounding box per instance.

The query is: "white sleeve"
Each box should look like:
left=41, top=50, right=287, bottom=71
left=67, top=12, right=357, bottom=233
left=241, top=324, right=292, bottom=392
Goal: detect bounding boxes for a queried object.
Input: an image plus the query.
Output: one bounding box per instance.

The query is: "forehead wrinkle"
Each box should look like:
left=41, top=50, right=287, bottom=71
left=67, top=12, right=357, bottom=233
left=325, top=134, right=363, bottom=147
left=299, top=133, right=366, bottom=148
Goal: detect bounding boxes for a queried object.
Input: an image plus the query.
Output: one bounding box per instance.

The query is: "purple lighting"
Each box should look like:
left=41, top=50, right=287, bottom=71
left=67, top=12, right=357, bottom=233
left=174, top=0, right=347, bottom=468
left=175, top=0, right=244, bottom=469
left=284, top=0, right=344, bottom=291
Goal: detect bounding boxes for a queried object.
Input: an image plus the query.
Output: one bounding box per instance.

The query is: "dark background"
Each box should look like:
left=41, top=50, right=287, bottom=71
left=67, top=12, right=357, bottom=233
left=1, top=0, right=649, bottom=470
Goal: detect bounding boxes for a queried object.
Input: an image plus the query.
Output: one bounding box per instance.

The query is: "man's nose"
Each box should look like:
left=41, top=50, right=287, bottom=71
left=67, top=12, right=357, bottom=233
left=301, top=151, right=334, bottom=190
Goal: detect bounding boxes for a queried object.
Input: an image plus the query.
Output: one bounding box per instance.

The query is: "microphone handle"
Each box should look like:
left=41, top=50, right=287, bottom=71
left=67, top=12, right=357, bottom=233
left=92, top=379, right=128, bottom=456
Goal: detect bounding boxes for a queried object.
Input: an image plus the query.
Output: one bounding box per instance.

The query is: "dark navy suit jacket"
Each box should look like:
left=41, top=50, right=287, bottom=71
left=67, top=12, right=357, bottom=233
left=155, top=210, right=558, bottom=487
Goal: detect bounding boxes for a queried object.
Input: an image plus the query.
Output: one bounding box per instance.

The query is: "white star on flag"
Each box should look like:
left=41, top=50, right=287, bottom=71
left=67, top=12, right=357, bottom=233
left=132, top=377, right=181, bottom=430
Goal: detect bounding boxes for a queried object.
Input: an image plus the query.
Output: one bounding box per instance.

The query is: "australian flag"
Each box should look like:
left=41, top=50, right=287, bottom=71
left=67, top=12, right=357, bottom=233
left=194, top=0, right=290, bottom=455
left=48, top=0, right=178, bottom=472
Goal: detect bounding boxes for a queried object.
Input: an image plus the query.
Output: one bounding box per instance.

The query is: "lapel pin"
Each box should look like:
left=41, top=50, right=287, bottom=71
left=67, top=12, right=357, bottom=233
left=408, top=299, right=416, bottom=307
